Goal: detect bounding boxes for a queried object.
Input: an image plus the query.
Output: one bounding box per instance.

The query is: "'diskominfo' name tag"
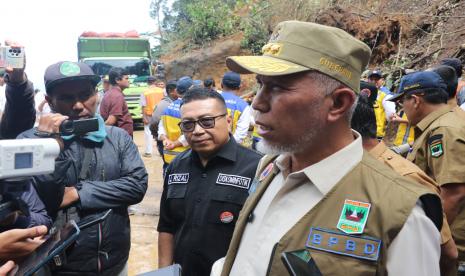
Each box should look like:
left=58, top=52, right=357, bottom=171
left=305, top=228, right=381, bottom=261
left=216, top=173, right=251, bottom=189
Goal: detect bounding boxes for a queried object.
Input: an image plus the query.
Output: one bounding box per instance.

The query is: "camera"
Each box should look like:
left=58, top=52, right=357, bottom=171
left=59, top=118, right=99, bottom=136
left=0, top=117, right=99, bottom=221
left=0, top=138, right=60, bottom=222
left=0, top=139, right=60, bottom=180
left=0, top=46, right=25, bottom=69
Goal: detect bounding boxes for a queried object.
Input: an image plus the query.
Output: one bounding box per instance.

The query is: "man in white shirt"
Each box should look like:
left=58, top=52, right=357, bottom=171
left=211, top=20, right=442, bottom=276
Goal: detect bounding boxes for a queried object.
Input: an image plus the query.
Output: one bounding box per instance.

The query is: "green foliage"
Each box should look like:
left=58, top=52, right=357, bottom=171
left=151, top=0, right=239, bottom=46
left=182, top=0, right=238, bottom=44
left=239, top=1, right=271, bottom=54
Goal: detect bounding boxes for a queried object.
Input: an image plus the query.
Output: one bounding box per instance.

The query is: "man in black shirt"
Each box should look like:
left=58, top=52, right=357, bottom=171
left=157, top=87, right=262, bottom=276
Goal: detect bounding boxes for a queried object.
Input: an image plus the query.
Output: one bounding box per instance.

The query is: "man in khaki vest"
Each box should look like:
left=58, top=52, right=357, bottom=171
left=351, top=95, right=457, bottom=275
left=211, top=21, right=443, bottom=276
left=389, top=70, right=465, bottom=270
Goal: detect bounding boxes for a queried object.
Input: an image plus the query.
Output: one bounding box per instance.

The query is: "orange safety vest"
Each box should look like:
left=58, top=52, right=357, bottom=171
left=143, top=86, right=164, bottom=116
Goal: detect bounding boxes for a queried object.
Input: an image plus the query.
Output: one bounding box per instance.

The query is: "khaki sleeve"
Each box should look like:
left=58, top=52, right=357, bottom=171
left=440, top=216, right=453, bottom=244
left=427, top=127, right=465, bottom=186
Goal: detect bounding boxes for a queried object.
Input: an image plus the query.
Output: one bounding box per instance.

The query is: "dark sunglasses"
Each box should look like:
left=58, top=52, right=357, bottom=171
left=178, top=113, right=227, bottom=132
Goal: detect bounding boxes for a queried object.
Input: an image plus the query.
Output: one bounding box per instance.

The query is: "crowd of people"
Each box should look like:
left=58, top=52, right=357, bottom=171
left=1, top=19, right=465, bottom=276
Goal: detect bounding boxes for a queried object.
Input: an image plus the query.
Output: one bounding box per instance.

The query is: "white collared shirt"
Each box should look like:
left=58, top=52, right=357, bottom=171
left=211, top=132, right=440, bottom=276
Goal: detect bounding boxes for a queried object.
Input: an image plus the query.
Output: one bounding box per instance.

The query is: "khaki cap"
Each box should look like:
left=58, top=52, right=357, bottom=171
left=226, top=21, right=372, bottom=92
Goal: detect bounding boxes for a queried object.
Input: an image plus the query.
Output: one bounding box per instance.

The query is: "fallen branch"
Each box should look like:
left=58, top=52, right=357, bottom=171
left=407, top=47, right=443, bottom=68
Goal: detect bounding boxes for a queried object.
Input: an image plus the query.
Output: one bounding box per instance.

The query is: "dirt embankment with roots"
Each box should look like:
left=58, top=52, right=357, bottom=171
left=315, top=0, right=465, bottom=70
left=160, top=0, right=465, bottom=90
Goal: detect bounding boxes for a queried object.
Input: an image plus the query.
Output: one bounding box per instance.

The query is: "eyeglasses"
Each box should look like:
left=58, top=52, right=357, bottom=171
left=398, top=92, right=425, bottom=105
left=178, top=113, right=227, bottom=132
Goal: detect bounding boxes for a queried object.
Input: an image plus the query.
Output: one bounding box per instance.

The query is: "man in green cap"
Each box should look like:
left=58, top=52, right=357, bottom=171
left=211, top=21, right=443, bottom=275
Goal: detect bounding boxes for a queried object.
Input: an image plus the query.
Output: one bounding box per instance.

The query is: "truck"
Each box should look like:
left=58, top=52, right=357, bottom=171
left=77, top=35, right=152, bottom=124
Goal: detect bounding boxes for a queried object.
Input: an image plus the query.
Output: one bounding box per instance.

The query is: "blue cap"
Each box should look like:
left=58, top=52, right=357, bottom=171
left=176, top=76, right=193, bottom=94
left=389, top=71, right=447, bottom=102
left=222, top=71, right=241, bottom=89
left=368, top=70, right=382, bottom=78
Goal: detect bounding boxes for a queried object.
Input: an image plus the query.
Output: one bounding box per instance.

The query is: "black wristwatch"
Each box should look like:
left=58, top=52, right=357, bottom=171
left=34, top=129, right=61, bottom=138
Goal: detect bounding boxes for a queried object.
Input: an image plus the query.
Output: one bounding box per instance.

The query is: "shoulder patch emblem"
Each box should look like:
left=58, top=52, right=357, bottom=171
left=216, top=173, right=251, bottom=189
left=306, top=227, right=381, bottom=261
left=167, top=173, right=189, bottom=185
left=430, top=140, right=444, bottom=158
left=337, top=199, right=371, bottom=234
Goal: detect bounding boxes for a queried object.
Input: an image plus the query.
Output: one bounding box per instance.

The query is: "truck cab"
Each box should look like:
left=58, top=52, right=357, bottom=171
left=78, top=37, right=152, bottom=124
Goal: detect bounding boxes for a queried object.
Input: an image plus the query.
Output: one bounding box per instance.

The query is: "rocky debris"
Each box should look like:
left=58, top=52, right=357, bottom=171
left=315, top=6, right=411, bottom=65
left=160, top=33, right=246, bottom=83
left=159, top=0, right=465, bottom=90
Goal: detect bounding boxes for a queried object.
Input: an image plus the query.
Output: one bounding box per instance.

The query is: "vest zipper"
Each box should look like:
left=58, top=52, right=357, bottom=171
left=97, top=223, right=102, bottom=273
left=265, top=243, right=279, bottom=276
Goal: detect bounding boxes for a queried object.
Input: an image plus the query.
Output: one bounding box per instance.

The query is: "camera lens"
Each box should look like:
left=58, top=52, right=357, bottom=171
left=60, top=120, right=74, bottom=135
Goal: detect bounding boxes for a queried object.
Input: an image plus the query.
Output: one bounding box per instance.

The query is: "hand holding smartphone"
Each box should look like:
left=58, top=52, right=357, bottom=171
left=11, top=209, right=112, bottom=276
left=0, top=41, right=26, bottom=83
left=0, top=46, right=24, bottom=69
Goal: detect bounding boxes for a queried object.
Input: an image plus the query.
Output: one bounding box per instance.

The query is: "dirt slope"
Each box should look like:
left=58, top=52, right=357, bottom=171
left=159, top=0, right=465, bottom=89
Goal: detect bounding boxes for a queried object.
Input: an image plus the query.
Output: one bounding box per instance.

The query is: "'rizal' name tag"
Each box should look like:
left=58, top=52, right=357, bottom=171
left=168, top=173, right=189, bottom=185
left=306, top=227, right=381, bottom=261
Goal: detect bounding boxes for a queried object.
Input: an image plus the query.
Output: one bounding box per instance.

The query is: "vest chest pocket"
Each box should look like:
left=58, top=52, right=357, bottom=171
left=167, top=184, right=187, bottom=199
left=309, top=250, right=378, bottom=275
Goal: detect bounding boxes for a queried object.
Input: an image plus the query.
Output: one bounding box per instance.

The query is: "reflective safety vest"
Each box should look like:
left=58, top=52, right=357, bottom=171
left=374, top=91, right=387, bottom=138
left=221, top=92, right=249, bottom=134
left=143, top=87, right=164, bottom=116
left=393, top=111, right=415, bottom=146
left=161, top=99, right=189, bottom=163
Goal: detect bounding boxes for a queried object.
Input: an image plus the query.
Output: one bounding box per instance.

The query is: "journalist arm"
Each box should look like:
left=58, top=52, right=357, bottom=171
left=1, top=63, right=35, bottom=139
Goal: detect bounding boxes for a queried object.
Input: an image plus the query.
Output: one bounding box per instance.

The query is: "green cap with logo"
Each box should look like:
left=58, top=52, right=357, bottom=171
left=44, top=61, right=100, bottom=94
left=226, top=21, right=372, bottom=93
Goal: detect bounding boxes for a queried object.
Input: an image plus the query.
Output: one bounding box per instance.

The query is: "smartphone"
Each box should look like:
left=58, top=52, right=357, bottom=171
left=14, top=220, right=80, bottom=276
left=0, top=46, right=25, bottom=69
left=281, top=250, right=322, bottom=276
left=59, top=117, right=99, bottom=136
left=77, top=209, right=112, bottom=230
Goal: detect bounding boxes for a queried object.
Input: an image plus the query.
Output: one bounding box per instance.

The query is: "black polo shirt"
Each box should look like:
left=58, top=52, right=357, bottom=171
left=157, top=136, right=262, bottom=276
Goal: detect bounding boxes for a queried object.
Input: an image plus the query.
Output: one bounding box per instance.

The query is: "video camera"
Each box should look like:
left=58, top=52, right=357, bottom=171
left=0, top=117, right=99, bottom=222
